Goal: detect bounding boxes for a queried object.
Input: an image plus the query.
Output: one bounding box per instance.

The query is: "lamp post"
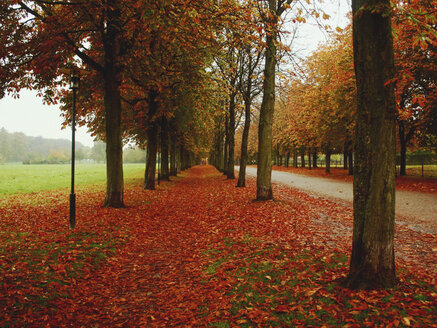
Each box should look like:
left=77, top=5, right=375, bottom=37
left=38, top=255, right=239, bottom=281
left=69, top=71, right=80, bottom=229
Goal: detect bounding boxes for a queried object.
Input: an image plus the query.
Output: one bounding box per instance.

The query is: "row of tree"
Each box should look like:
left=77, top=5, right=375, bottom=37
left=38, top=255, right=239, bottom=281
left=232, top=6, right=435, bottom=177
left=1, top=0, right=435, bottom=290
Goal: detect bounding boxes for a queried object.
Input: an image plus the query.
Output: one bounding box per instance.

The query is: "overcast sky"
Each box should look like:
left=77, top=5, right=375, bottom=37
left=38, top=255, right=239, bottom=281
left=0, top=1, right=350, bottom=149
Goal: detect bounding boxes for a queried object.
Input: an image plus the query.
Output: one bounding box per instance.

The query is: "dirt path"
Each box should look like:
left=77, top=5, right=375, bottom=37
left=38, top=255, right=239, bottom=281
left=240, top=166, right=437, bottom=234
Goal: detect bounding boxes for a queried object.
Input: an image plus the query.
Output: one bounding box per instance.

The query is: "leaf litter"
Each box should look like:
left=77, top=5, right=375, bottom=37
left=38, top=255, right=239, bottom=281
left=0, top=166, right=435, bottom=327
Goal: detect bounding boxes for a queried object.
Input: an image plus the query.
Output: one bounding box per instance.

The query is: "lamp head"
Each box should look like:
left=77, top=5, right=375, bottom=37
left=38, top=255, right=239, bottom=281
left=70, top=73, right=80, bottom=90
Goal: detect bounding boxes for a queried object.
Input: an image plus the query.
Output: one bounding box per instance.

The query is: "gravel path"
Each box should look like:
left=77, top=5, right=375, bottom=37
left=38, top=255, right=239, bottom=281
left=238, top=166, right=437, bottom=234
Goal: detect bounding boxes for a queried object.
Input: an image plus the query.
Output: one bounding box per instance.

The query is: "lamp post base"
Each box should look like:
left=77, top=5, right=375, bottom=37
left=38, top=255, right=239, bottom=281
left=69, top=193, right=76, bottom=229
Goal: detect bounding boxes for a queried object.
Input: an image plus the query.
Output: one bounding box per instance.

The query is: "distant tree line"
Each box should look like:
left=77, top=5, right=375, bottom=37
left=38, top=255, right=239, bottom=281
left=0, top=128, right=145, bottom=164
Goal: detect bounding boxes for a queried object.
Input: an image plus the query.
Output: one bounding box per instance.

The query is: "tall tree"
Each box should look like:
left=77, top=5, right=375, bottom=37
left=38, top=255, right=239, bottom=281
left=344, top=0, right=397, bottom=289
left=256, top=0, right=292, bottom=200
left=0, top=0, right=145, bottom=207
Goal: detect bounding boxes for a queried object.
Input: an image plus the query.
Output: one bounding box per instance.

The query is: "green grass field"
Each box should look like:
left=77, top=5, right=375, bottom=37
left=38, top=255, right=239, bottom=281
left=404, top=164, right=437, bottom=177
left=0, top=163, right=145, bottom=195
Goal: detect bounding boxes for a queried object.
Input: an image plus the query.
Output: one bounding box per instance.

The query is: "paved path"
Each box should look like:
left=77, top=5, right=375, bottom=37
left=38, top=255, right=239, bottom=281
left=238, top=166, right=437, bottom=234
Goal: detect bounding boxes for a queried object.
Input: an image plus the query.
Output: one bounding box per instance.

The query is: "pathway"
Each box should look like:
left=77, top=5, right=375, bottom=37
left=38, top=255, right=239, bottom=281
left=239, top=166, right=437, bottom=234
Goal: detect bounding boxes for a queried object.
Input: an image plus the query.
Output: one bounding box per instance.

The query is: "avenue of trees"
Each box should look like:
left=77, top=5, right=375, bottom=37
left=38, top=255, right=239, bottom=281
left=1, top=0, right=435, bottom=289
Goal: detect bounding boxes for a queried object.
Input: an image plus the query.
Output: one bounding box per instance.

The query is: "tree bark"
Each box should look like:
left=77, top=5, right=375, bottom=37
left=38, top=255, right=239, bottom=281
left=170, top=134, right=177, bottom=176
left=325, top=147, right=331, bottom=173
left=300, top=149, right=305, bottom=168
left=227, top=94, right=236, bottom=179
left=398, top=120, right=407, bottom=176
left=293, top=149, right=298, bottom=168
left=103, top=68, right=124, bottom=207
left=312, top=150, right=318, bottom=168
left=344, top=144, right=349, bottom=170
left=237, top=96, right=251, bottom=187
left=160, top=116, right=170, bottom=181
left=144, top=90, right=158, bottom=190
left=102, top=2, right=124, bottom=208
left=223, top=113, right=229, bottom=174
left=308, top=149, right=312, bottom=170
left=348, top=151, right=354, bottom=175
left=344, top=0, right=397, bottom=289
left=256, top=0, right=278, bottom=200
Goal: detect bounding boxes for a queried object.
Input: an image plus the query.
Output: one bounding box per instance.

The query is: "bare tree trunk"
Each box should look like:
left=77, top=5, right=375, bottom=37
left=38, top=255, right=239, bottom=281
left=293, top=149, right=298, bottom=168
left=308, top=149, right=312, bottom=170
left=161, top=116, right=170, bottom=181
left=237, top=97, right=251, bottom=187
left=103, top=67, right=124, bottom=207
left=256, top=0, right=278, bottom=200
left=144, top=90, right=158, bottom=190
left=170, top=134, right=177, bottom=176
left=344, top=0, right=397, bottom=289
left=325, top=147, right=331, bottom=173
left=227, top=94, right=236, bottom=179
left=300, top=149, right=305, bottom=168
left=398, top=120, right=407, bottom=176
left=223, top=113, right=229, bottom=174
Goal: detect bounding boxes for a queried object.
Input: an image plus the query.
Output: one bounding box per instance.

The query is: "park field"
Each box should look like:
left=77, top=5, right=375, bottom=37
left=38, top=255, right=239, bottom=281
left=0, top=163, right=145, bottom=195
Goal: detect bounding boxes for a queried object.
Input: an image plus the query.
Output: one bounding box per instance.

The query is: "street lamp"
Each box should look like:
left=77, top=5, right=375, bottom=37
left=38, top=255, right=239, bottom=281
left=69, top=71, right=79, bottom=229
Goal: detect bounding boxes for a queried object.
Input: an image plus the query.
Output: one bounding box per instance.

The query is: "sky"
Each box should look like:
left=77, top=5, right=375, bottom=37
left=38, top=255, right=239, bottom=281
left=0, top=1, right=350, bottom=149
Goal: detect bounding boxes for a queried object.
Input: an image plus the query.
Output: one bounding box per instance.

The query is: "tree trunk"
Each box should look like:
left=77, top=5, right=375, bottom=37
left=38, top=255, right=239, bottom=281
left=223, top=113, right=229, bottom=174
left=285, top=151, right=289, bottom=168
left=144, top=90, right=158, bottom=190
left=398, top=120, right=407, bottom=176
left=256, top=0, right=278, bottom=200
left=300, top=149, right=305, bottom=168
left=103, top=67, right=124, bottom=207
left=170, top=134, right=177, bottom=176
left=325, top=147, right=331, bottom=173
left=180, top=146, right=185, bottom=170
left=102, top=3, right=124, bottom=208
left=293, top=149, right=298, bottom=168
left=237, top=96, right=251, bottom=187
left=348, top=151, right=354, bottom=175
left=344, top=0, right=397, bottom=289
left=312, top=150, right=317, bottom=168
left=308, top=149, right=312, bottom=170
left=160, top=116, right=170, bottom=181
left=227, top=94, right=236, bottom=179
left=344, top=144, right=349, bottom=170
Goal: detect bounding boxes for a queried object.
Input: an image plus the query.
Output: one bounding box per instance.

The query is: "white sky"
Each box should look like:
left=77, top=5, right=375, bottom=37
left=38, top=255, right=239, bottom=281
left=0, top=89, right=94, bottom=147
left=0, top=1, right=350, bottom=149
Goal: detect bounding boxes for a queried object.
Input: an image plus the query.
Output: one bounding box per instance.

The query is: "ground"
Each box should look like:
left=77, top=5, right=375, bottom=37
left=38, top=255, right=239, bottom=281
left=242, top=166, right=437, bottom=234
left=0, top=165, right=436, bottom=327
left=270, top=165, right=437, bottom=194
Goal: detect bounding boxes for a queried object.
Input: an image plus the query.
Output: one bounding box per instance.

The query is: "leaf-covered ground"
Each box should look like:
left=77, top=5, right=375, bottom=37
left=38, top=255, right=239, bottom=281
left=1, top=166, right=436, bottom=327
left=270, top=165, right=437, bottom=195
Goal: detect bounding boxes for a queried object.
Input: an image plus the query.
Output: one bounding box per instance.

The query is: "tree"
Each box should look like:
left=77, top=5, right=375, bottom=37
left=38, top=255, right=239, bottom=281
left=343, top=0, right=397, bottom=289
left=256, top=0, right=293, bottom=200
left=392, top=0, right=437, bottom=176
left=236, top=3, right=264, bottom=187
left=0, top=0, right=146, bottom=207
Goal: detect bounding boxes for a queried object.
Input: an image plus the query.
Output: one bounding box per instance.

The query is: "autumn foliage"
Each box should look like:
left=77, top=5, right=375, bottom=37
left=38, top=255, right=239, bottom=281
left=1, top=166, right=435, bottom=326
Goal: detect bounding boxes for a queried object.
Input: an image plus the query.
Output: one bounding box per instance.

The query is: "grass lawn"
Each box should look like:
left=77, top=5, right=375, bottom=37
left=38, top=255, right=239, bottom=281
left=0, top=163, right=145, bottom=194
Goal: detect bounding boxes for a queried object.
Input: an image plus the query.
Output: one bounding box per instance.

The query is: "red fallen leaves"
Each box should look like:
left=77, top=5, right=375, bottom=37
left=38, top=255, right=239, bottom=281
left=0, top=166, right=436, bottom=327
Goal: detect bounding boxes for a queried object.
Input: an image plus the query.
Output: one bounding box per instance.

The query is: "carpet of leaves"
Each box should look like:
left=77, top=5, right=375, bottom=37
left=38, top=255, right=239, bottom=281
left=0, top=165, right=435, bottom=327
left=271, top=165, right=437, bottom=195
